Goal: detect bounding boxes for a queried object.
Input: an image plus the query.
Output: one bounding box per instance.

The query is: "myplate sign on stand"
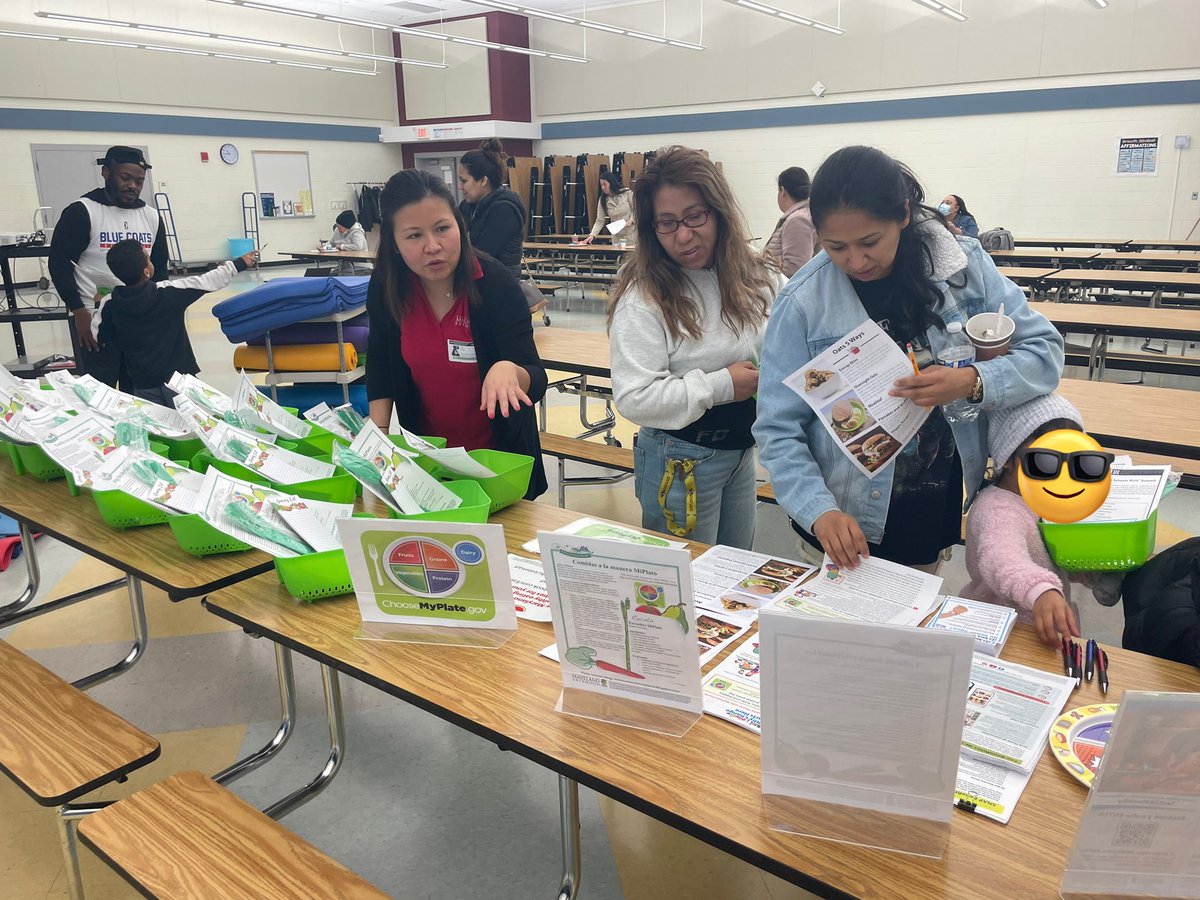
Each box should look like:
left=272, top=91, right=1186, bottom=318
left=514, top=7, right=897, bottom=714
left=338, top=519, right=516, bottom=648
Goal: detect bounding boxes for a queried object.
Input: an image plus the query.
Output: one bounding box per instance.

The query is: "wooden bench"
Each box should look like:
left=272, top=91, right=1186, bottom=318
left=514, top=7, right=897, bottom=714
left=0, top=639, right=161, bottom=899
left=539, top=432, right=778, bottom=507
left=79, top=771, right=388, bottom=899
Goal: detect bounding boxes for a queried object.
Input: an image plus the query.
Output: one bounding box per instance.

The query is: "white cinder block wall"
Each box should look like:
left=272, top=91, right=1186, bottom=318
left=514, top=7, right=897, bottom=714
left=531, top=0, right=1200, bottom=243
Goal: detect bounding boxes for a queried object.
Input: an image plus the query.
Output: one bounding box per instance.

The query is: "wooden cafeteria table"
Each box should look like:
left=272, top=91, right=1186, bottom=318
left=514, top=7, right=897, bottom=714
left=1044, top=269, right=1200, bottom=306
left=523, top=241, right=632, bottom=255
left=1033, top=302, right=1200, bottom=378
left=1130, top=239, right=1200, bottom=252
left=280, top=248, right=375, bottom=264
left=994, top=266, right=1061, bottom=298
left=1013, top=237, right=1132, bottom=249
left=990, top=249, right=1099, bottom=268
left=203, top=500, right=1200, bottom=900
left=1094, top=250, right=1200, bottom=271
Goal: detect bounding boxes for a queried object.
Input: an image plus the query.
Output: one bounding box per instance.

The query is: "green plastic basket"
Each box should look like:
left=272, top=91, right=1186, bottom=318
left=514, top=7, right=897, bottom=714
left=13, top=442, right=65, bottom=481
left=168, top=513, right=254, bottom=556
left=87, top=457, right=193, bottom=529
left=158, top=435, right=205, bottom=462
left=2, top=439, right=25, bottom=475
left=399, top=479, right=491, bottom=523
left=292, top=423, right=345, bottom=457
left=274, top=548, right=355, bottom=602
left=432, top=448, right=533, bottom=514
left=1040, top=510, right=1158, bottom=572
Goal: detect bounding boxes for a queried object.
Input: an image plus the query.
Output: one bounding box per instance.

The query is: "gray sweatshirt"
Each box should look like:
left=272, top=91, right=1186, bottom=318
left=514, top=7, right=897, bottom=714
left=609, top=266, right=781, bottom=430
left=332, top=222, right=368, bottom=252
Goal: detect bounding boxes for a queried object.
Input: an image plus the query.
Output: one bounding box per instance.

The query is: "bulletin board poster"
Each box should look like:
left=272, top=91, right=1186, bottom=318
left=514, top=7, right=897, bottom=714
left=1116, top=136, right=1158, bottom=176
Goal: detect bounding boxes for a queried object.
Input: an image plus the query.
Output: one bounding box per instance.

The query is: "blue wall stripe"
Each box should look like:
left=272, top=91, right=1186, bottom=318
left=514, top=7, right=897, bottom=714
left=541, top=79, right=1200, bottom=140
left=0, top=108, right=381, bottom=143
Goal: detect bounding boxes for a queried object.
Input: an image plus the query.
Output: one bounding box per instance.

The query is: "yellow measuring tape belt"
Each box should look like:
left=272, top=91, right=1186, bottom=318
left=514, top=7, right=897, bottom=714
left=657, top=458, right=698, bottom=537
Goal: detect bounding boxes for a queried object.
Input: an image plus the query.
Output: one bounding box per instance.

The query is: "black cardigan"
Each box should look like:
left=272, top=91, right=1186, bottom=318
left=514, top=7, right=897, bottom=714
left=458, top=186, right=525, bottom=275
left=365, top=253, right=548, bottom=500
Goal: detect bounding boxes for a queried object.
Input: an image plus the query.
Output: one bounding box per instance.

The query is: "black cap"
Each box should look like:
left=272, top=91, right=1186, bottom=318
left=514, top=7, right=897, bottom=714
left=335, top=210, right=357, bottom=229
left=97, top=146, right=151, bottom=170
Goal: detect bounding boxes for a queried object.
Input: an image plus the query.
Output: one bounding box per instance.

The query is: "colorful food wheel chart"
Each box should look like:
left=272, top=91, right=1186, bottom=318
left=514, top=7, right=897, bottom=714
left=1049, top=703, right=1119, bottom=788
left=384, top=537, right=464, bottom=598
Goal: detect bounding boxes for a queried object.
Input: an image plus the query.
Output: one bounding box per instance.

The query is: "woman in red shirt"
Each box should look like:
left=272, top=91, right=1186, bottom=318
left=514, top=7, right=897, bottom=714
left=365, top=169, right=548, bottom=500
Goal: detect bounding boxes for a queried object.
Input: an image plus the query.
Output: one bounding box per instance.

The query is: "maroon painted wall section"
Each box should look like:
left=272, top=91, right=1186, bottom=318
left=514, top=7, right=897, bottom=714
left=393, top=12, right=532, bottom=126
left=400, top=138, right=534, bottom=170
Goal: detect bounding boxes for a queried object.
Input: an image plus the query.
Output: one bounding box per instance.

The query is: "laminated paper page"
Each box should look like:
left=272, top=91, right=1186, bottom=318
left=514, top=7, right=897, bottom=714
left=168, top=372, right=234, bottom=414
left=961, top=655, right=1074, bottom=774
left=772, top=554, right=943, bottom=627
left=234, top=374, right=311, bottom=439
left=540, top=532, right=704, bottom=714
left=1076, top=465, right=1171, bottom=524
left=398, top=427, right=497, bottom=479
left=1062, top=692, right=1200, bottom=898
left=195, top=469, right=304, bottom=557
left=759, top=610, right=974, bottom=820
left=338, top=519, right=516, bottom=630
left=783, top=318, right=929, bottom=478
left=521, top=516, right=688, bottom=555
left=269, top=496, right=353, bottom=553
left=702, top=635, right=763, bottom=734
left=507, top=554, right=552, bottom=622
left=691, top=545, right=814, bottom=626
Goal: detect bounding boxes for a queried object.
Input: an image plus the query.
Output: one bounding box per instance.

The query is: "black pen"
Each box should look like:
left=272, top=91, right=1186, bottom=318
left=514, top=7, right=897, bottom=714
left=1085, top=638, right=1096, bottom=683
left=1097, top=648, right=1109, bottom=695
left=1073, top=642, right=1083, bottom=688
left=1061, top=636, right=1072, bottom=676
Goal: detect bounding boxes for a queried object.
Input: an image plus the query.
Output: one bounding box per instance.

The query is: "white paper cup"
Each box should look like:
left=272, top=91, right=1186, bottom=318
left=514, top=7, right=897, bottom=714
left=966, top=313, right=1015, bottom=361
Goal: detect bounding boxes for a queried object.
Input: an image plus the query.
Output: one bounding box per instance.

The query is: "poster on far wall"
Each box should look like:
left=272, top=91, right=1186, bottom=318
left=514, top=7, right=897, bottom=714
left=1116, top=136, right=1158, bottom=175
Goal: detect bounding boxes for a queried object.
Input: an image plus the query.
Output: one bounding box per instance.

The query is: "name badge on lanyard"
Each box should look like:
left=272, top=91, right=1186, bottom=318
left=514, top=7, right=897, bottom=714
left=447, top=339, right=476, bottom=363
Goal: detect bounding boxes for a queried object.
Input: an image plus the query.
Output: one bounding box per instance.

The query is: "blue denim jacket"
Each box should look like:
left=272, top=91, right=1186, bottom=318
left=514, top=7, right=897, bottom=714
left=754, top=234, right=1064, bottom=544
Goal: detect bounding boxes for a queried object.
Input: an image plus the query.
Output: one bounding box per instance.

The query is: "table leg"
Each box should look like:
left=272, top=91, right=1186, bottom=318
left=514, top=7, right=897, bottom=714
left=214, top=643, right=296, bottom=786
left=556, top=776, right=582, bottom=900
left=56, top=801, right=111, bottom=900
left=0, top=520, right=42, bottom=621
left=72, top=576, right=148, bottom=690
left=263, top=663, right=345, bottom=820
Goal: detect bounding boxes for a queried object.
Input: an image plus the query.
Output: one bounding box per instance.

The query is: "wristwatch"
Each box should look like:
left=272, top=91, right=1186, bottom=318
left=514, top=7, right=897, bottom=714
left=967, top=369, right=984, bottom=404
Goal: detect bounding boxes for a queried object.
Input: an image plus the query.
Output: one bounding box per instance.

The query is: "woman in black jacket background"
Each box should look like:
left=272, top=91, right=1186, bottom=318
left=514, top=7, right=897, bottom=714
left=366, top=168, right=547, bottom=500
left=457, top=139, right=525, bottom=279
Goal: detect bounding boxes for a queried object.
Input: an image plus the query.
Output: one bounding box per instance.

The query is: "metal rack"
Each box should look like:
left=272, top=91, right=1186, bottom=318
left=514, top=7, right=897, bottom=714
left=241, top=192, right=260, bottom=250
left=153, top=192, right=183, bottom=273
left=261, top=308, right=364, bottom=405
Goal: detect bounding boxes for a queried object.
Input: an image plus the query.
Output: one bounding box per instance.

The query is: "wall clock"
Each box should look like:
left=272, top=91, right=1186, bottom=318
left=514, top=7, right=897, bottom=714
left=220, top=143, right=239, bottom=165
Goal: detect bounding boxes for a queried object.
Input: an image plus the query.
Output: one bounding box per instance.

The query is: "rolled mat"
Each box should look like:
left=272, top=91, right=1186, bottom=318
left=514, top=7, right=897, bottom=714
left=272, top=383, right=368, bottom=416
left=246, top=315, right=369, bottom=351
left=233, top=343, right=358, bottom=372
left=213, top=276, right=369, bottom=343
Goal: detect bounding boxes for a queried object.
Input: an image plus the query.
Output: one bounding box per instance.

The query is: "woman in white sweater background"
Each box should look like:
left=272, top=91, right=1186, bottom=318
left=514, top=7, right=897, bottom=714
left=582, top=171, right=636, bottom=245
left=608, top=146, right=781, bottom=548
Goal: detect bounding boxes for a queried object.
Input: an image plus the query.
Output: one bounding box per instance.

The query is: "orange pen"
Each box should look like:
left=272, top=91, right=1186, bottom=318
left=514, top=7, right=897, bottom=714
left=905, top=342, right=920, bottom=375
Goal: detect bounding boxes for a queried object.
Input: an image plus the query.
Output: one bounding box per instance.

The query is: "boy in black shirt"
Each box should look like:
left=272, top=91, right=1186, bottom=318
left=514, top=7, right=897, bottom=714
left=101, top=239, right=257, bottom=404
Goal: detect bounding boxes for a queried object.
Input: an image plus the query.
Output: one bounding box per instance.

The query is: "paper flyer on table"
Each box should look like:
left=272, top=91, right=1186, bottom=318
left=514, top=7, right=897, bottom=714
left=338, top=519, right=516, bottom=630
left=81, top=446, right=204, bottom=513
left=269, top=496, right=353, bottom=553
left=1076, top=465, right=1171, bottom=524
left=83, top=381, right=192, bottom=437
left=772, top=554, right=943, bottom=626
left=1062, top=693, right=1200, bottom=898
left=398, top=427, right=497, bottom=479
left=507, top=554, right=552, bottom=622
left=234, top=374, right=311, bottom=439
left=782, top=318, right=929, bottom=478
left=174, top=396, right=276, bottom=447
left=961, top=655, right=1074, bottom=774
left=195, top=468, right=305, bottom=557
left=303, top=402, right=355, bottom=441
left=925, top=596, right=1017, bottom=657
left=168, top=372, right=233, bottom=414
left=954, top=755, right=1031, bottom=825
left=696, top=609, right=751, bottom=665
left=346, top=422, right=461, bottom=514
left=521, top=517, right=688, bottom=555
left=702, top=635, right=762, bottom=734
left=39, top=413, right=120, bottom=480
left=759, top=611, right=974, bottom=820
left=216, top=428, right=334, bottom=484
left=691, top=545, right=814, bottom=625
left=540, top=533, right=703, bottom=714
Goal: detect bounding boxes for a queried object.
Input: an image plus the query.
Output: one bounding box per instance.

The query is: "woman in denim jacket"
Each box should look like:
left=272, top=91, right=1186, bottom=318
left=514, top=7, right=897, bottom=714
left=755, top=146, right=1063, bottom=571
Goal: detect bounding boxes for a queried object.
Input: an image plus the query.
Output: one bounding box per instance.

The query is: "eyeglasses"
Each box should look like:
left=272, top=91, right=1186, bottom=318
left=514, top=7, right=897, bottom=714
left=1019, top=448, right=1114, bottom=483
left=653, top=208, right=712, bottom=235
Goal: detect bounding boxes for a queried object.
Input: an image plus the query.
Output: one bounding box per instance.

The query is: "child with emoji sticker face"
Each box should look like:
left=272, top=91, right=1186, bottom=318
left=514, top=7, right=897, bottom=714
left=960, top=394, right=1122, bottom=647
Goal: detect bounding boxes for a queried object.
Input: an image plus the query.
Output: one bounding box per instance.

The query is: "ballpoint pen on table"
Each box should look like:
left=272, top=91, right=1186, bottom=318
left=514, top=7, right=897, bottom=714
left=1097, top=648, right=1110, bottom=695
left=1073, top=642, right=1083, bottom=688
left=1085, top=638, right=1096, bottom=683
left=1061, top=635, right=1072, bottom=676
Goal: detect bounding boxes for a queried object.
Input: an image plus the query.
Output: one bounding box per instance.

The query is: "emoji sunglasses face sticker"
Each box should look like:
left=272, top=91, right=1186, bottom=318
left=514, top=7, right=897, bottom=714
left=1017, top=430, right=1113, bottom=523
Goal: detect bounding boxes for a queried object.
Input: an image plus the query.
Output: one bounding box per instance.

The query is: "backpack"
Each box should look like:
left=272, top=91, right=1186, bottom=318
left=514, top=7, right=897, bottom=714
left=1122, top=536, right=1200, bottom=668
left=979, top=227, right=1014, bottom=252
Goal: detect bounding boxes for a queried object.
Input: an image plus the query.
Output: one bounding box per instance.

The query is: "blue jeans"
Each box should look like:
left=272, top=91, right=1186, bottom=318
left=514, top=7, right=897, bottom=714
left=633, top=427, right=757, bottom=550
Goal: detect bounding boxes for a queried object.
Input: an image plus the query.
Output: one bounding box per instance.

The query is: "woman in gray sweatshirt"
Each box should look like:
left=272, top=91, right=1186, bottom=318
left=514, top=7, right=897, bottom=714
left=608, top=146, right=782, bottom=549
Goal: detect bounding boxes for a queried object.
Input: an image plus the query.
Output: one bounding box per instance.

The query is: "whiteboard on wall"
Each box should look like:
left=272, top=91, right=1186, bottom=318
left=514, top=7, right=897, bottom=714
left=252, top=150, right=315, bottom=218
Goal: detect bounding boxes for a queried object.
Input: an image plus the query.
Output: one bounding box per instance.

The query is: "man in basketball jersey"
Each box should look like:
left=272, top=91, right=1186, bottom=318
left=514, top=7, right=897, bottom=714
left=49, top=146, right=169, bottom=386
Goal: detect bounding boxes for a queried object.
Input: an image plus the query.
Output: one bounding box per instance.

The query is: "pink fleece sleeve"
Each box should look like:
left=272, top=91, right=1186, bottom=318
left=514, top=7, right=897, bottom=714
left=966, top=490, right=1064, bottom=614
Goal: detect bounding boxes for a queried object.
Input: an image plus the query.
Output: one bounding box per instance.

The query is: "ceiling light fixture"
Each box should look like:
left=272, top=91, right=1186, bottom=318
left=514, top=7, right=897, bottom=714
left=1087, top=0, right=1108, bottom=7
left=722, top=0, right=844, bottom=34
left=911, top=0, right=968, bottom=21
left=470, top=0, right=700, bottom=49
left=5, top=27, right=385, bottom=74
left=33, top=10, right=445, bottom=67
left=206, top=0, right=585, bottom=61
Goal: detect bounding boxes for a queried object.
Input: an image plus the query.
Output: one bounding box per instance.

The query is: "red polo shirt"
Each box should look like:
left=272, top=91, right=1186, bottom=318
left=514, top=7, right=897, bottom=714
left=400, top=270, right=494, bottom=450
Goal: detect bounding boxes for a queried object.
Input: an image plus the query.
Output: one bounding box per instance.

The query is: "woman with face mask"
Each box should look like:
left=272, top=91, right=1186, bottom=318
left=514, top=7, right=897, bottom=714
left=938, top=194, right=979, bottom=239
left=755, top=146, right=1062, bottom=572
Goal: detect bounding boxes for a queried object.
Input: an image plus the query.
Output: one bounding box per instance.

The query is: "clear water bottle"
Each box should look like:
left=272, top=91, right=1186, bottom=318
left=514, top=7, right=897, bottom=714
left=937, top=322, right=979, bottom=423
